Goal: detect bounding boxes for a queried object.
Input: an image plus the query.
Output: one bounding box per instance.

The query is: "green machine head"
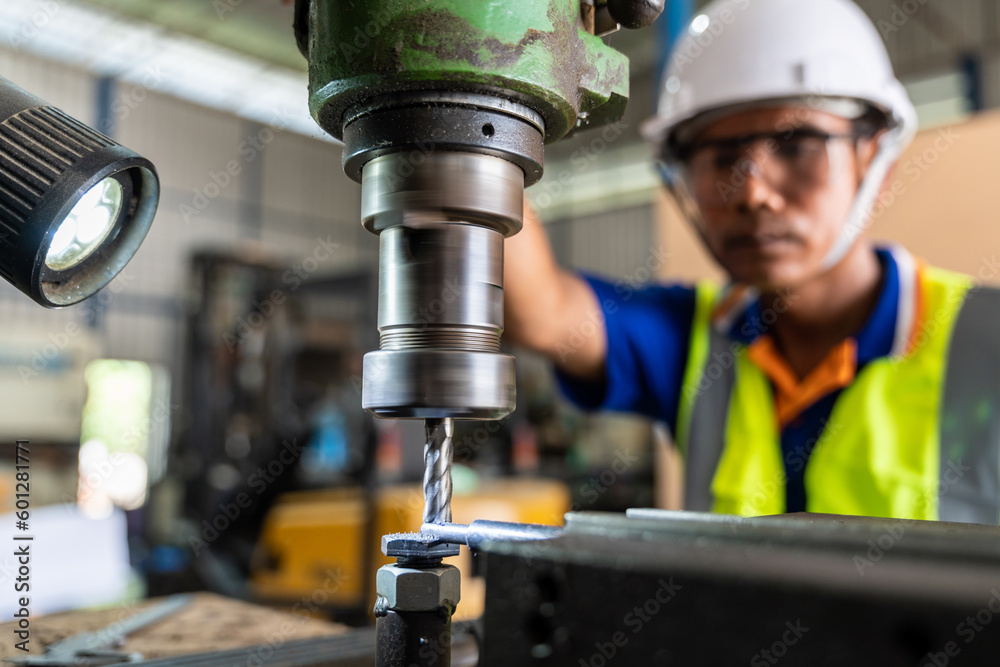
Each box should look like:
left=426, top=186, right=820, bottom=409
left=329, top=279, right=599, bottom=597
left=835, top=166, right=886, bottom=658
left=293, top=0, right=663, bottom=422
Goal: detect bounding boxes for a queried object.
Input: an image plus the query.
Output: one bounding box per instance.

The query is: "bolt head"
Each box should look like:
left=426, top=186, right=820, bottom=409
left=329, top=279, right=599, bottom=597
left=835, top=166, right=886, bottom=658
left=375, top=564, right=461, bottom=612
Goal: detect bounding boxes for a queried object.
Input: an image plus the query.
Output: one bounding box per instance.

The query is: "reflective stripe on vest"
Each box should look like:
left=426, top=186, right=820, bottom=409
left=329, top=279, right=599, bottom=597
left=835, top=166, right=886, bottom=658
left=675, top=262, right=1000, bottom=522
left=677, top=283, right=735, bottom=511
left=938, top=287, right=1000, bottom=522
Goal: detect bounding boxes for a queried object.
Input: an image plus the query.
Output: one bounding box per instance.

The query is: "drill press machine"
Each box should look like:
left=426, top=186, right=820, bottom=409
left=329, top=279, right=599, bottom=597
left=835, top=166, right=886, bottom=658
left=293, top=0, right=662, bottom=663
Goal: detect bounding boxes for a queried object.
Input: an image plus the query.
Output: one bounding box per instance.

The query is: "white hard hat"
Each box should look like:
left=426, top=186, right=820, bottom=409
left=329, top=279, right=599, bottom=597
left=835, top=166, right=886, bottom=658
left=641, top=0, right=918, bottom=152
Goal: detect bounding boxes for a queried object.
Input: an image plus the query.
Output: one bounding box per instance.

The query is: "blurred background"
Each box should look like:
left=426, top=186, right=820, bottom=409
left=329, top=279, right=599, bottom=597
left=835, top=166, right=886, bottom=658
left=0, top=0, right=994, bottom=625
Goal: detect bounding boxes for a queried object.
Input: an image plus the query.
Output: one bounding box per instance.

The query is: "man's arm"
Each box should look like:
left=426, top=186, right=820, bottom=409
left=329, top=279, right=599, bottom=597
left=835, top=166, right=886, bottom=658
left=503, top=200, right=606, bottom=383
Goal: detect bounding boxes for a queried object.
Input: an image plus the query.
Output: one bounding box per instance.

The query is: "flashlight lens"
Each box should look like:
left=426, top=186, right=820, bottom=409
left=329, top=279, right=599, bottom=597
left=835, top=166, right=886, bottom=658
left=46, top=177, right=124, bottom=271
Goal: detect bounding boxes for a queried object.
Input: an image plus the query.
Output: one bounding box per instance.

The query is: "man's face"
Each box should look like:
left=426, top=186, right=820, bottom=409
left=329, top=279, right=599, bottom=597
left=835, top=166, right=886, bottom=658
left=684, top=107, right=867, bottom=291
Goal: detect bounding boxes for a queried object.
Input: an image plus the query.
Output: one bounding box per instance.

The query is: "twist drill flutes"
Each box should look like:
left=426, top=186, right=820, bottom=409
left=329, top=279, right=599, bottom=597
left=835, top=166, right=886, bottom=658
left=423, top=417, right=455, bottom=525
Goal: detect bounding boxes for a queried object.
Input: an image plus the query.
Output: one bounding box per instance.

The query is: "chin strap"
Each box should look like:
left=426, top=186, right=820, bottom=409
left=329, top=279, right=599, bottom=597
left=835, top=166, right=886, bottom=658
left=819, top=126, right=909, bottom=271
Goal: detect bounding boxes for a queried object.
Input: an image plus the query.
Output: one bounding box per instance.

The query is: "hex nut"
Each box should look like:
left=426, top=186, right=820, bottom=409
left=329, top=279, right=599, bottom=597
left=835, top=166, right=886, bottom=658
left=376, top=564, right=461, bottom=612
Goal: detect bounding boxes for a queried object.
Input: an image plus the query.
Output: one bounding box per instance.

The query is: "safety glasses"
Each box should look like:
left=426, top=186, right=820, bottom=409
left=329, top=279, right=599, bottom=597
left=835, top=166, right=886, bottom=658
left=665, top=129, right=860, bottom=206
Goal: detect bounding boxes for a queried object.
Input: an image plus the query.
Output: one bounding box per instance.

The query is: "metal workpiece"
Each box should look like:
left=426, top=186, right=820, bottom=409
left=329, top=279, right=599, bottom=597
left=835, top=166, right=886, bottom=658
left=382, top=532, right=461, bottom=561
left=361, top=152, right=525, bottom=234
left=294, top=0, right=630, bottom=144
left=423, top=418, right=454, bottom=525
left=346, top=94, right=544, bottom=186
left=421, top=520, right=564, bottom=550
left=478, top=511, right=1000, bottom=665
left=376, top=563, right=462, bottom=613
left=615, top=508, right=1000, bottom=564
left=379, top=520, right=562, bottom=562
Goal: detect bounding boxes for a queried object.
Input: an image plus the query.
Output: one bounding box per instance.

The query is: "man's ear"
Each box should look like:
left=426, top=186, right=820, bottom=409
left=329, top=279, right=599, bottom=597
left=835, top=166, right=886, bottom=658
left=855, top=128, right=888, bottom=185
left=879, top=163, right=898, bottom=199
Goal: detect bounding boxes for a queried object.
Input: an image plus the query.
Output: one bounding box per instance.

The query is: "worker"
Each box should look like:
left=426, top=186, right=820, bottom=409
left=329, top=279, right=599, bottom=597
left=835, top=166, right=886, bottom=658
left=504, top=0, right=1000, bottom=524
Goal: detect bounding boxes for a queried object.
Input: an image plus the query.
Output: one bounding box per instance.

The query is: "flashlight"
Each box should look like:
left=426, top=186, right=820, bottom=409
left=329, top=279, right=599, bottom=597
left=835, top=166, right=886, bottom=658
left=0, top=75, right=159, bottom=307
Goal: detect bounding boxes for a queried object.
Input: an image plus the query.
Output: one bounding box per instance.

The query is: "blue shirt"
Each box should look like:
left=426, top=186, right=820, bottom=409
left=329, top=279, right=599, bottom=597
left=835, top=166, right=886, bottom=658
left=556, top=247, right=905, bottom=512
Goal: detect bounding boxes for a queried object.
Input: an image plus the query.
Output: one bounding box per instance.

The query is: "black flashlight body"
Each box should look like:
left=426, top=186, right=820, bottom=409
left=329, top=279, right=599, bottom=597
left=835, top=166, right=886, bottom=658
left=0, top=76, right=159, bottom=307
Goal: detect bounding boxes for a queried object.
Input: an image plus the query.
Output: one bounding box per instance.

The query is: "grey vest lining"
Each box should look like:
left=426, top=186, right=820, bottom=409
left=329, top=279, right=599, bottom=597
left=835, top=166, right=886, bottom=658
left=683, top=328, right=735, bottom=512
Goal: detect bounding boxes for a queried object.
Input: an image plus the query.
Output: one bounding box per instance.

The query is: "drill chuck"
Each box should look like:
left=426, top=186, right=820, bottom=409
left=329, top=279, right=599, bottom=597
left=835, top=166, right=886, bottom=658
left=360, top=151, right=520, bottom=420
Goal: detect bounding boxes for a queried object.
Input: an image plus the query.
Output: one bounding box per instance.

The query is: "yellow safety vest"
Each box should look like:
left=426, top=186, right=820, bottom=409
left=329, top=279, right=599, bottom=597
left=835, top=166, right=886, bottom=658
left=675, top=258, right=1000, bottom=523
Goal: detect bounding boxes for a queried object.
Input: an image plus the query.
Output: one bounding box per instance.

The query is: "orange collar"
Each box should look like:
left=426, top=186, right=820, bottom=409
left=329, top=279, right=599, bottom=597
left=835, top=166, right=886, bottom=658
left=714, top=245, right=926, bottom=427
left=747, top=336, right=857, bottom=428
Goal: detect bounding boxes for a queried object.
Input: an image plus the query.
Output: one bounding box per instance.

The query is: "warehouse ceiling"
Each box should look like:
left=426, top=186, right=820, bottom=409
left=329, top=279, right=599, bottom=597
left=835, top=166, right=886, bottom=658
left=2, top=0, right=671, bottom=149
left=72, top=0, right=660, bottom=75
left=75, top=0, right=305, bottom=71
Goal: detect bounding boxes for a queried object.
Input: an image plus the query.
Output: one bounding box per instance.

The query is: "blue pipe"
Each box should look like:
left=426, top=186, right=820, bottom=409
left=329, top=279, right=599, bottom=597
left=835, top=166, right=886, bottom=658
left=655, top=0, right=694, bottom=95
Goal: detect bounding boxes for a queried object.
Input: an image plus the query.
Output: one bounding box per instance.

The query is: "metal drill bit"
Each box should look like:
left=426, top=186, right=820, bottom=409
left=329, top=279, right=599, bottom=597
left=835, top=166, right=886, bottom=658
left=423, top=417, right=454, bottom=525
